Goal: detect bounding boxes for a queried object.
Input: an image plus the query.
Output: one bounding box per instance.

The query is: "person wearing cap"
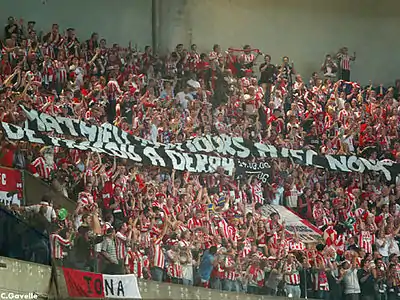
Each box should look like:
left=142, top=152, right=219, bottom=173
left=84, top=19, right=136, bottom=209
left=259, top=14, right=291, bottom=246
left=336, top=47, right=356, bottom=81
left=69, top=222, right=102, bottom=271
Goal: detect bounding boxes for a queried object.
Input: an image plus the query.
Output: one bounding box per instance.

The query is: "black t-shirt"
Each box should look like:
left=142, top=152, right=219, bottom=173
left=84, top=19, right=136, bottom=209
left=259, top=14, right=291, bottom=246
left=357, top=269, right=375, bottom=295
left=73, top=234, right=91, bottom=263
left=259, top=63, right=277, bottom=84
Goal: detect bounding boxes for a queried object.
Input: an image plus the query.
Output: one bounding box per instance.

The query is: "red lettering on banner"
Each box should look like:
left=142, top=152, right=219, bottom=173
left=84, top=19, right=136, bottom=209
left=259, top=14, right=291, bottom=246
left=62, top=268, right=105, bottom=298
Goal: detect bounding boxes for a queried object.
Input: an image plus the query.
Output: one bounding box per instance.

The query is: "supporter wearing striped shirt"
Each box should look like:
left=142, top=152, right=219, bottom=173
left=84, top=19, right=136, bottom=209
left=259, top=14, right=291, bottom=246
left=150, top=222, right=169, bottom=282
left=266, top=212, right=283, bottom=237
left=209, top=44, right=222, bottom=63
left=246, top=257, right=264, bottom=294
left=30, top=147, right=57, bottom=181
left=125, top=245, right=149, bottom=279
left=311, top=245, right=330, bottom=299
left=282, top=254, right=303, bottom=298
left=288, top=238, right=306, bottom=252
left=336, top=47, right=356, bottom=81
left=166, top=241, right=183, bottom=283
left=357, top=222, right=375, bottom=254
left=74, top=183, right=95, bottom=229
left=115, top=222, right=132, bottom=269
left=187, top=211, right=204, bottom=232
left=223, top=253, right=239, bottom=292
left=49, top=225, right=71, bottom=266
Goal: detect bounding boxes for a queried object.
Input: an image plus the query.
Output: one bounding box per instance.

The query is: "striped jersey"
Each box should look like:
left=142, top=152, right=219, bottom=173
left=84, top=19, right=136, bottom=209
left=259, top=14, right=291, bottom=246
left=283, top=262, right=301, bottom=285
left=31, top=157, right=57, bottom=180
left=151, top=239, right=165, bottom=269
left=358, top=230, right=375, bottom=254
left=115, top=231, right=128, bottom=260
left=50, top=233, right=71, bottom=259
left=125, top=250, right=149, bottom=279
left=337, top=53, right=352, bottom=71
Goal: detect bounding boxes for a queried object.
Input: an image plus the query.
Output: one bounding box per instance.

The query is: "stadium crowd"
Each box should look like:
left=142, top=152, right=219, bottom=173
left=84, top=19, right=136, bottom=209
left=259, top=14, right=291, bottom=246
left=0, top=16, right=400, bottom=300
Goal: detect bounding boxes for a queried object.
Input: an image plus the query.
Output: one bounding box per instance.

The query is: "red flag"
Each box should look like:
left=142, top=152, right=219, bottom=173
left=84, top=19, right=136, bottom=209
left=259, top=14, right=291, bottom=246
left=63, top=268, right=104, bottom=298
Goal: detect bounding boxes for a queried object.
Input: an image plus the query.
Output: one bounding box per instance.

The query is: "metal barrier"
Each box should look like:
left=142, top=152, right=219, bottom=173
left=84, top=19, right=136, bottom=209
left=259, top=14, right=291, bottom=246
left=0, top=206, right=50, bottom=265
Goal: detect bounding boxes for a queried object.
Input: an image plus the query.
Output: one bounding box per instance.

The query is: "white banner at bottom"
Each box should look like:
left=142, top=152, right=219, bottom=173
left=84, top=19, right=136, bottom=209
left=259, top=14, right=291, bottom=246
left=103, top=274, right=141, bottom=299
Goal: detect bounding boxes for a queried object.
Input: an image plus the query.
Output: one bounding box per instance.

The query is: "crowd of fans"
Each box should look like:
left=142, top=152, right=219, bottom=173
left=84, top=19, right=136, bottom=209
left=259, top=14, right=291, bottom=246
left=0, top=16, right=400, bottom=300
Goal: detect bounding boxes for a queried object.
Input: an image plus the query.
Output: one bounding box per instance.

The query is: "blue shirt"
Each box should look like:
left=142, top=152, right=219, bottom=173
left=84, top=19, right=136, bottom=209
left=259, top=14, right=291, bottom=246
left=199, top=250, right=215, bottom=281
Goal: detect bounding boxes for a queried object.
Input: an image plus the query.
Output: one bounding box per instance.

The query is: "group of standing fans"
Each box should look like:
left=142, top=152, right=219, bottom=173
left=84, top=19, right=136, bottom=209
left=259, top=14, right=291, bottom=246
left=0, top=16, right=400, bottom=300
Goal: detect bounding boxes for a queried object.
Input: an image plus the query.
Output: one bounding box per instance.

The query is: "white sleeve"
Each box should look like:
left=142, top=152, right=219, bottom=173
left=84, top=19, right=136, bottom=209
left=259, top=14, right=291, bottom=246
left=51, top=207, right=57, bottom=219
left=25, top=205, right=38, bottom=213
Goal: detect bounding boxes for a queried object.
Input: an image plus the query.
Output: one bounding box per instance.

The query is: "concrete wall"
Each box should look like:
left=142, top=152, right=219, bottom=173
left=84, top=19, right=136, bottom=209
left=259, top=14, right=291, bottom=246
left=0, top=256, right=278, bottom=300
left=0, top=256, right=51, bottom=298
left=158, top=0, right=400, bottom=85
left=23, top=171, right=77, bottom=211
left=0, top=0, right=152, bottom=48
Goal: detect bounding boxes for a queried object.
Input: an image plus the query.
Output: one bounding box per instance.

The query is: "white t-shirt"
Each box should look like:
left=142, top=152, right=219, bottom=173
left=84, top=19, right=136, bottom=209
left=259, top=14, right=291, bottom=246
left=150, top=124, right=158, bottom=143
left=376, top=237, right=389, bottom=257
left=388, top=236, right=400, bottom=255
left=336, top=98, right=345, bottom=110
left=343, top=268, right=361, bottom=295
left=342, top=135, right=355, bottom=153
left=74, top=67, right=84, bottom=87
left=271, top=187, right=284, bottom=205
left=25, top=201, right=56, bottom=222
left=176, top=92, right=193, bottom=110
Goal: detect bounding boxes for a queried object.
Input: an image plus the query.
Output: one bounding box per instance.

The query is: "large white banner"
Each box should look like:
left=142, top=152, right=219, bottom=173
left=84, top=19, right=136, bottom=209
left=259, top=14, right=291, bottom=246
left=103, top=274, right=141, bottom=299
left=17, top=105, right=400, bottom=182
